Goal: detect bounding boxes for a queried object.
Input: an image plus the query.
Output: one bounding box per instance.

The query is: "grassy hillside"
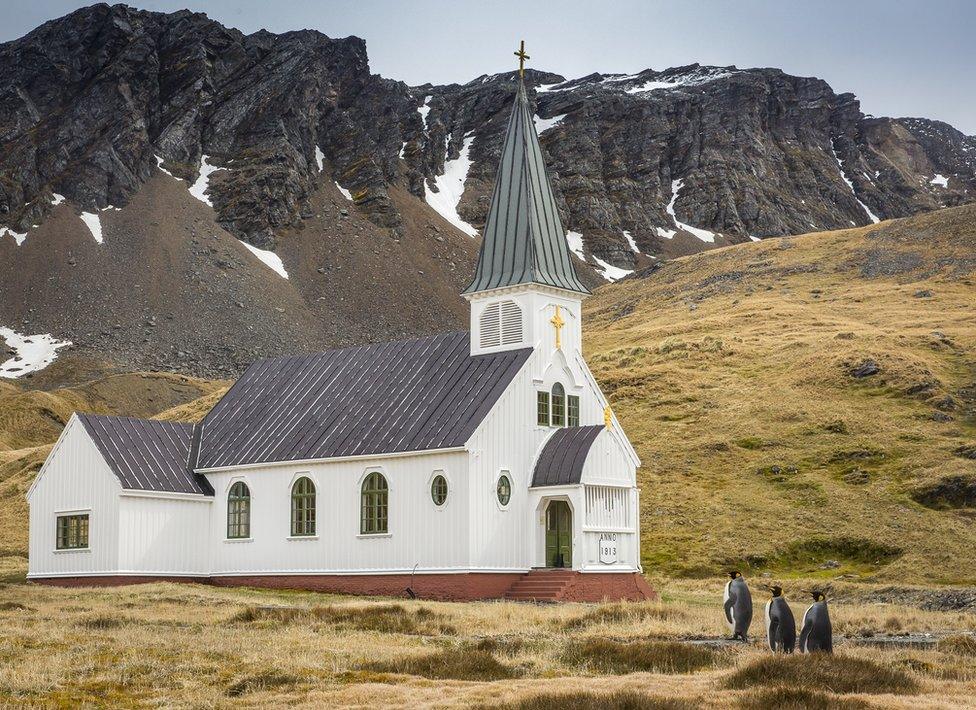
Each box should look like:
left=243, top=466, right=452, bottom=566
left=584, top=204, right=976, bottom=583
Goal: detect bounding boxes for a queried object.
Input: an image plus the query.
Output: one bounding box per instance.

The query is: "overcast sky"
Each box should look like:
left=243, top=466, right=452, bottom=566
left=4, top=1, right=975, bottom=134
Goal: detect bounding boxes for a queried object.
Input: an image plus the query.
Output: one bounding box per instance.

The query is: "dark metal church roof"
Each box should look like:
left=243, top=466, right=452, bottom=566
left=531, top=425, right=605, bottom=487
left=463, top=80, right=590, bottom=295
left=195, top=331, right=531, bottom=469
left=77, top=414, right=213, bottom=495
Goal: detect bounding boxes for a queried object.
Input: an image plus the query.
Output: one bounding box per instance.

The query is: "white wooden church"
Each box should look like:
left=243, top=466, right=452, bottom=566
left=27, top=70, right=652, bottom=602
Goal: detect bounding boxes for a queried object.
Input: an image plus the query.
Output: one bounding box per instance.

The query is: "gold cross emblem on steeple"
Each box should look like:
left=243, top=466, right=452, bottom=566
left=549, top=305, right=565, bottom=350
left=514, top=40, right=529, bottom=78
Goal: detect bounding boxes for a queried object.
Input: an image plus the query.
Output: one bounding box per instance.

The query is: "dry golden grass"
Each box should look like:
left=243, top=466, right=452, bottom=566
left=0, top=579, right=973, bottom=708
left=585, top=205, right=976, bottom=583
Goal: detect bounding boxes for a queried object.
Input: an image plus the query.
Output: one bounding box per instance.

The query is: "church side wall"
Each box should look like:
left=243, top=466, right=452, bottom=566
left=117, top=496, right=212, bottom=576
left=27, top=419, right=121, bottom=578
left=203, top=450, right=469, bottom=576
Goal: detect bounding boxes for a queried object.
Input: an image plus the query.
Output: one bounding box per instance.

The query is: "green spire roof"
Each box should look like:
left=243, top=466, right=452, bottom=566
left=463, top=81, right=589, bottom=296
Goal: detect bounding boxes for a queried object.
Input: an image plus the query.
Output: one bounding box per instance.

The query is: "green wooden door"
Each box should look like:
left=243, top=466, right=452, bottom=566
left=545, top=501, right=573, bottom=568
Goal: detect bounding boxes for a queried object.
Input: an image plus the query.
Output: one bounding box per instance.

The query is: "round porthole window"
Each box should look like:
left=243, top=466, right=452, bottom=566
left=496, top=474, right=511, bottom=506
left=431, top=474, right=448, bottom=506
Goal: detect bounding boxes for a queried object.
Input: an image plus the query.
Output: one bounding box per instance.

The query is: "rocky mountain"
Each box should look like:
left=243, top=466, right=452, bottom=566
left=1, top=4, right=974, bottom=379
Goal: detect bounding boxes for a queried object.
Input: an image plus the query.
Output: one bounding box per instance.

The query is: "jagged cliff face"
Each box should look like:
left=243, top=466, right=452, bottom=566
left=0, top=3, right=422, bottom=248
left=1, top=4, right=974, bottom=378
left=419, top=67, right=976, bottom=271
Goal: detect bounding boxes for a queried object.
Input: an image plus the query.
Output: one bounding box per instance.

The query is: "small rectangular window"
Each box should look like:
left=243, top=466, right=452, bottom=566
left=551, top=392, right=566, bottom=427
left=568, top=395, right=580, bottom=427
left=537, top=391, right=550, bottom=426
left=56, top=514, right=89, bottom=550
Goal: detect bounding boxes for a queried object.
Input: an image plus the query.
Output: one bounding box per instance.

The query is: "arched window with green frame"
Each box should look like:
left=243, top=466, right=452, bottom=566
left=227, top=481, right=251, bottom=539
left=360, top=471, right=389, bottom=534
left=291, top=476, right=316, bottom=536
left=551, top=382, right=566, bottom=427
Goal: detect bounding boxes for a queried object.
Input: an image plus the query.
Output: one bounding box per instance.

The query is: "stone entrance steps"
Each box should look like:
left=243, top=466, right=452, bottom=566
left=503, top=569, right=577, bottom=602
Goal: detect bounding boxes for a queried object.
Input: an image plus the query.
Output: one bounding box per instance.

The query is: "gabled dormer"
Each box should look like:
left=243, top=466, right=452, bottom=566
left=463, top=78, right=589, bottom=357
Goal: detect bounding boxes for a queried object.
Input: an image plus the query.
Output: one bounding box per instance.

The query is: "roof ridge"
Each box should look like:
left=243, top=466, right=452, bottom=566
left=251, top=330, right=470, bottom=366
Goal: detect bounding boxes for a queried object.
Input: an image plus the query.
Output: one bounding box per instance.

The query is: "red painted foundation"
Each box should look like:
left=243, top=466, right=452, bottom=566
left=31, top=571, right=656, bottom=602
left=209, top=572, right=524, bottom=601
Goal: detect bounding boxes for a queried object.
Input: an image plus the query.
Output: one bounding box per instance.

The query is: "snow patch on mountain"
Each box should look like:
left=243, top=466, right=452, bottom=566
left=831, top=141, right=880, bottom=224
left=154, top=155, right=182, bottom=180
left=930, top=173, right=949, bottom=188
left=622, top=230, right=640, bottom=253
left=335, top=182, right=353, bottom=201
left=533, top=113, right=567, bottom=135
left=566, top=231, right=586, bottom=260
left=79, top=212, right=103, bottom=243
left=0, top=227, right=28, bottom=246
left=315, top=146, right=325, bottom=172
left=666, top=179, right=717, bottom=242
left=238, top=240, right=288, bottom=279
left=418, top=95, right=432, bottom=130
left=655, top=226, right=677, bottom=240
left=188, top=154, right=225, bottom=207
left=592, top=255, right=633, bottom=282
left=424, top=132, right=478, bottom=237
left=0, top=327, right=72, bottom=378
left=50, top=193, right=65, bottom=205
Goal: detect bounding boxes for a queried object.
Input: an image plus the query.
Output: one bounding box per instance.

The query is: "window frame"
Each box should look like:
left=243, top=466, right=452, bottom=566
left=567, top=394, right=580, bottom=427
left=226, top=480, right=251, bottom=540
left=430, top=472, right=449, bottom=508
left=536, top=390, right=551, bottom=426
left=551, top=382, right=566, bottom=427
left=496, top=473, right=512, bottom=508
left=290, top=475, right=316, bottom=537
left=55, top=511, right=90, bottom=551
left=360, top=470, right=390, bottom=535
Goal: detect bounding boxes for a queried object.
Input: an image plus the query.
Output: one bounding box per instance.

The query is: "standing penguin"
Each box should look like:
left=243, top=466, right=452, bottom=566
left=763, top=585, right=797, bottom=653
left=798, top=588, right=833, bottom=653
left=723, top=571, right=753, bottom=641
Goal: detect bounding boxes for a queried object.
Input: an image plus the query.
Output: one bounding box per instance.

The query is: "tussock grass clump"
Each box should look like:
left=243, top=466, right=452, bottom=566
left=562, top=638, right=718, bottom=675
left=481, top=690, right=698, bottom=710
left=358, top=647, right=515, bottom=681
left=0, top=601, right=30, bottom=612
left=938, top=634, right=976, bottom=656
left=737, top=687, right=870, bottom=709
left=473, top=636, right=527, bottom=656
left=229, top=603, right=455, bottom=635
left=562, top=601, right=686, bottom=630
left=77, top=614, right=128, bottom=629
left=225, top=670, right=301, bottom=696
left=725, top=654, right=919, bottom=695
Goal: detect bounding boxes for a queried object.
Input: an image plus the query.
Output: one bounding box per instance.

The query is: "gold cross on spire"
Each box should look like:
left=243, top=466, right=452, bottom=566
left=514, top=40, right=529, bottom=78
left=549, top=305, right=565, bottom=350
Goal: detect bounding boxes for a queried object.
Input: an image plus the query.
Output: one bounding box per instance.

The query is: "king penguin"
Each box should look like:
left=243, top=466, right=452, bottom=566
left=798, top=590, right=833, bottom=653
left=763, top=585, right=796, bottom=653
left=723, top=571, right=753, bottom=641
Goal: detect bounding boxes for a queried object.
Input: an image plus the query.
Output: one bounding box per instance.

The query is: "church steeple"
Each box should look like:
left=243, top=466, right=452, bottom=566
left=463, top=45, right=589, bottom=296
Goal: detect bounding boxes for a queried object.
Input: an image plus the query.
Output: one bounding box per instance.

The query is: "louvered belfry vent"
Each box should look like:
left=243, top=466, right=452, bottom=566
left=480, top=300, right=523, bottom=349
left=463, top=79, right=589, bottom=296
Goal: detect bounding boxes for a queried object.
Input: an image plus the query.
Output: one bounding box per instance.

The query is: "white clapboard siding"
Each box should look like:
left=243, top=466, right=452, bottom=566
left=206, top=450, right=469, bottom=575
left=27, top=417, right=121, bottom=577
left=118, top=495, right=211, bottom=575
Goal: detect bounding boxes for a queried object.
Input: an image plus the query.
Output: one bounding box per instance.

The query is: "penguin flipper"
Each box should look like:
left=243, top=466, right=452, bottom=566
left=798, top=615, right=812, bottom=653
left=767, top=615, right=779, bottom=652
left=723, top=593, right=736, bottom=627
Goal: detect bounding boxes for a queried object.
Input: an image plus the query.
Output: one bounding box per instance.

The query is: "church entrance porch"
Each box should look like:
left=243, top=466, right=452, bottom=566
left=545, top=500, right=573, bottom=568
